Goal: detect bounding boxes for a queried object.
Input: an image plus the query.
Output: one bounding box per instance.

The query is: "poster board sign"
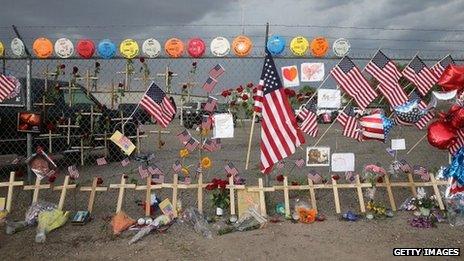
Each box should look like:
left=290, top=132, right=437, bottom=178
left=110, top=130, right=136, bottom=155
left=237, top=190, right=261, bottom=218
left=213, top=113, right=234, bottom=138
left=306, top=146, right=330, bottom=166
left=317, top=89, right=341, bottom=109
left=391, top=139, right=406, bottom=151
left=331, top=153, right=355, bottom=172
left=0, top=76, right=24, bottom=107
left=281, top=65, right=300, bottom=87
left=301, top=63, right=324, bottom=82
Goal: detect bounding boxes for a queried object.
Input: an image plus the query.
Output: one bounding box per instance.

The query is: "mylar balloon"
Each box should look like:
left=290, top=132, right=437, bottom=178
left=33, top=37, right=53, bottom=58
left=267, top=35, right=286, bottom=55
left=187, top=38, right=205, bottom=58
left=97, top=39, right=116, bottom=59
left=427, top=120, right=457, bottom=149
left=448, top=104, right=464, bottom=129
left=438, top=64, right=464, bottom=92
left=358, top=111, right=394, bottom=142
left=394, top=99, right=428, bottom=124
left=76, top=39, right=95, bottom=59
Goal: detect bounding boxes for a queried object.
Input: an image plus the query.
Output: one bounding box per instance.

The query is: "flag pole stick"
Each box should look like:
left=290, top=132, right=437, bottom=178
left=245, top=22, right=269, bottom=170
left=406, top=133, right=427, bottom=154
left=245, top=112, right=256, bottom=170
left=122, top=81, right=154, bottom=127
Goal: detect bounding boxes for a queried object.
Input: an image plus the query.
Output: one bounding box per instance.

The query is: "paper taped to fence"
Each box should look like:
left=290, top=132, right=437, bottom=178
left=317, top=89, right=341, bottom=108
left=213, top=113, right=234, bottom=138
left=110, top=130, right=136, bottom=155
left=301, top=63, right=324, bottom=82
left=331, top=153, right=355, bottom=172
left=391, top=139, right=406, bottom=151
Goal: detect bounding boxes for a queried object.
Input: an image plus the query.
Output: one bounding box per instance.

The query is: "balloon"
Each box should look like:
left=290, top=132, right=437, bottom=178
left=394, top=99, right=428, bottom=124
left=449, top=104, right=464, bottom=129
left=438, top=64, right=464, bottom=92
left=444, top=148, right=464, bottom=186
left=358, top=110, right=394, bottom=142
left=427, top=120, right=457, bottom=149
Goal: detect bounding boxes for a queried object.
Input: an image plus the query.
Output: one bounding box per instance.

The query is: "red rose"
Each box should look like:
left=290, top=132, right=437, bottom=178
left=139, top=57, right=145, bottom=63
left=72, top=66, right=79, bottom=74
left=219, top=180, right=228, bottom=189
left=236, top=86, right=244, bottom=93
left=60, top=64, right=66, bottom=69
left=96, top=177, right=104, bottom=185
left=46, top=123, right=55, bottom=131
left=252, top=87, right=258, bottom=94
left=95, top=62, right=100, bottom=67
left=118, top=82, right=124, bottom=88
left=246, top=82, right=254, bottom=88
left=226, top=173, right=232, bottom=178
left=192, top=61, right=197, bottom=67
left=376, top=177, right=384, bottom=183
left=123, top=174, right=128, bottom=179
left=48, top=175, right=56, bottom=183
left=221, top=90, right=230, bottom=98
left=284, top=88, right=296, bottom=97
left=276, top=174, right=284, bottom=182
left=291, top=181, right=299, bottom=186
left=242, top=94, right=249, bottom=101
left=230, top=101, right=236, bottom=106
left=332, top=175, right=340, bottom=181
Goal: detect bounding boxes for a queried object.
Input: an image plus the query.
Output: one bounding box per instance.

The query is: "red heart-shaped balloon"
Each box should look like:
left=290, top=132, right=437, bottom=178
left=427, top=120, right=457, bottom=149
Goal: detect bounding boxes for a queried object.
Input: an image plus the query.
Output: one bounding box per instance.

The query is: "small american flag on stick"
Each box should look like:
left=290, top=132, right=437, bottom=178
left=337, top=106, right=361, bottom=141
left=96, top=157, right=107, bottom=166
left=297, top=101, right=318, bottom=137
left=402, top=55, right=438, bottom=96
left=224, top=162, right=238, bottom=176
left=138, top=165, right=150, bottom=179
left=203, top=96, right=217, bottom=112
left=148, top=164, right=163, bottom=175
left=201, top=115, right=212, bottom=130
left=253, top=85, right=263, bottom=113
left=185, top=137, right=200, bottom=152
left=431, top=54, right=454, bottom=79
left=208, top=64, right=225, bottom=79
left=295, top=158, right=305, bottom=168
left=202, top=76, right=218, bottom=93
left=172, top=160, right=182, bottom=173
left=68, top=165, right=79, bottom=179
left=176, top=129, right=191, bottom=145
left=121, top=158, right=130, bottom=167
left=413, top=165, right=430, bottom=181
left=202, top=139, right=216, bottom=152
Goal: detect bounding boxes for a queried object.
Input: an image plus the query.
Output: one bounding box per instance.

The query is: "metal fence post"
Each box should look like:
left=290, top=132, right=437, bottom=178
left=26, top=58, right=32, bottom=184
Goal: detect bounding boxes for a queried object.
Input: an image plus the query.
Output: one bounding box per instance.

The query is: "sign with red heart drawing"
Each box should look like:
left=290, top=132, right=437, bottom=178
left=281, top=65, right=299, bottom=87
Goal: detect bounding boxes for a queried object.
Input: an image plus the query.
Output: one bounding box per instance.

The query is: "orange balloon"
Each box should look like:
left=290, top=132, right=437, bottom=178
left=310, top=37, right=329, bottom=58
left=33, top=37, right=53, bottom=58
left=165, top=38, right=184, bottom=58
left=232, top=35, right=253, bottom=57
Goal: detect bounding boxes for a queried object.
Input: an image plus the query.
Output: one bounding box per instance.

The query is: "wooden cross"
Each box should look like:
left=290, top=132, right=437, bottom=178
left=95, top=131, right=110, bottom=157
left=23, top=177, right=50, bottom=204
left=157, top=66, right=177, bottom=93
left=197, top=171, right=203, bottom=214
left=148, top=129, right=170, bottom=149
left=80, top=177, right=108, bottom=213
left=407, top=173, right=418, bottom=197
left=179, top=81, right=197, bottom=103
left=429, top=174, right=445, bottom=210
left=38, top=130, right=60, bottom=153
left=77, top=69, right=98, bottom=95
left=33, top=95, right=55, bottom=111
left=71, top=138, right=94, bottom=166
left=116, top=63, right=133, bottom=91
left=60, top=80, right=80, bottom=106
left=53, top=175, right=77, bottom=211
left=247, top=178, right=274, bottom=216
left=128, top=127, right=148, bottom=154
left=111, top=111, right=132, bottom=135
left=75, top=106, right=102, bottom=133
left=379, top=174, right=397, bottom=211
left=57, top=118, right=80, bottom=145
left=0, top=172, right=24, bottom=213
left=109, top=175, right=136, bottom=213
left=135, top=176, right=162, bottom=217
left=226, top=175, right=245, bottom=217
left=93, top=81, right=119, bottom=109
left=161, top=173, right=180, bottom=216
left=134, top=72, right=156, bottom=89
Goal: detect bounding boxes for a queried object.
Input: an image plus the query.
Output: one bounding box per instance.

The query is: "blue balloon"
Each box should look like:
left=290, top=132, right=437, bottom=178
left=97, top=39, right=116, bottom=59
left=444, top=148, right=464, bottom=186
left=267, top=35, right=286, bottom=55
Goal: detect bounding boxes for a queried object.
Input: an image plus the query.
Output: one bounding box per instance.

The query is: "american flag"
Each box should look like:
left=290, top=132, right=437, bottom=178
left=377, top=83, right=409, bottom=107
left=253, top=84, right=263, bottom=113
left=0, top=74, right=16, bottom=102
left=402, top=55, right=438, bottom=96
left=203, top=96, right=217, bottom=112
left=259, top=49, right=305, bottom=173
left=330, top=56, right=378, bottom=110
left=67, top=165, right=79, bottom=179
left=151, top=172, right=165, bottom=183
left=202, top=139, right=216, bottom=152
left=337, top=106, right=360, bottom=140
left=148, top=164, right=163, bottom=175
left=413, top=165, right=430, bottom=181
left=449, top=129, right=464, bottom=155
left=121, top=158, right=130, bottom=167
left=172, top=160, right=182, bottom=173
left=297, top=101, right=318, bottom=137
left=212, top=138, right=221, bottom=150
left=431, top=55, right=454, bottom=79
left=179, top=176, right=191, bottom=185
left=140, top=82, right=176, bottom=128
left=176, top=129, right=191, bottom=145
left=358, top=112, right=387, bottom=141
left=449, top=178, right=464, bottom=195
left=399, top=159, right=411, bottom=173
left=202, top=76, right=218, bottom=93
left=365, top=51, right=403, bottom=101
left=201, top=115, right=212, bottom=130
left=185, top=137, right=199, bottom=152
left=138, top=165, right=149, bottom=179
left=96, top=157, right=107, bottom=166
left=209, top=64, right=225, bottom=79
left=224, top=162, right=238, bottom=176
left=295, top=158, right=305, bottom=168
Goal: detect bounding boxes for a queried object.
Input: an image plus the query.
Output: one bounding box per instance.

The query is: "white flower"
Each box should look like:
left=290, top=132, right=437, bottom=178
left=417, top=187, right=426, bottom=199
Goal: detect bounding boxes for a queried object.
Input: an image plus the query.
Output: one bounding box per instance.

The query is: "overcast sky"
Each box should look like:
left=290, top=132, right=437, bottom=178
left=1, top=0, right=463, bottom=96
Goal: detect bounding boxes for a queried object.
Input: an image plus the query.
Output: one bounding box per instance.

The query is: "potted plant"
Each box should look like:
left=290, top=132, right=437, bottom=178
left=206, top=178, right=229, bottom=216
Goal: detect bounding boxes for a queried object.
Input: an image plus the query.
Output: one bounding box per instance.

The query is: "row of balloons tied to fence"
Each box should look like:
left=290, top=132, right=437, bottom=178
left=0, top=35, right=351, bottom=59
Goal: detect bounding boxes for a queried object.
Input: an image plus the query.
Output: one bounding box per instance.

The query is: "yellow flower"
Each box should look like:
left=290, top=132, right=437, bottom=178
left=181, top=167, right=190, bottom=176
left=201, top=157, right=212, bottom=169
left=179, top=149, right=189, bottom=158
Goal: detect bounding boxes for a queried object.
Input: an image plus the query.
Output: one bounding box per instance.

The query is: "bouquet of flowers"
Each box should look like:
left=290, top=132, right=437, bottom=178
left=206, top=178, right=230, bottom=213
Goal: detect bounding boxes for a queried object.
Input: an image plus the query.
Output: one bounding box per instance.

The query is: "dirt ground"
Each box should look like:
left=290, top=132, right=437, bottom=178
left=0, top=120, right=462, bottom=260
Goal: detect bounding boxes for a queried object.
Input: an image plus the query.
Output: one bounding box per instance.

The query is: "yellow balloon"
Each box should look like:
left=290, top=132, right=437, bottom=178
left=0, top=41, right=4, bottom=57
left=290, top=36, right=309, bottom=56
left=119, top=39, right=139, bottom=59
